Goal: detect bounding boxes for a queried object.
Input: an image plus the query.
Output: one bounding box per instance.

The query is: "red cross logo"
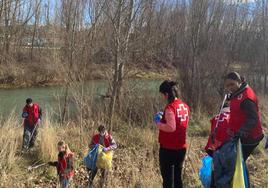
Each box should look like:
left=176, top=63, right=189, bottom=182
left=215, top=113, right=229, bottom=122
left=177, top=104, right=188, bottom=122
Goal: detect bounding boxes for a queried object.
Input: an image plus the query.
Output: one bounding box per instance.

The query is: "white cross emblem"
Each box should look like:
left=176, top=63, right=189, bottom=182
left=177, top=104, right=188, bottom=122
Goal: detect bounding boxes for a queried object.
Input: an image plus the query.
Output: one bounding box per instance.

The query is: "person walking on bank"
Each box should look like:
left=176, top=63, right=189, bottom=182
left=21, top=98, right=42, bottom=152
left=154, top=80, right=190, bottom=188
left=224, top=72, right=264, bottom=161
left=88, top=125, right=117, bottom=188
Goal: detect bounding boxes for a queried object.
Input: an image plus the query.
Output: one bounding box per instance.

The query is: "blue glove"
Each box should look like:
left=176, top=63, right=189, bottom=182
left=154, top=112, right=163, bottom=124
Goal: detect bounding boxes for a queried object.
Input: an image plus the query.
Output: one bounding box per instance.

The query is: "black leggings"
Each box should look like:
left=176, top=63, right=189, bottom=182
left=159, top=147, right=186, bottom=188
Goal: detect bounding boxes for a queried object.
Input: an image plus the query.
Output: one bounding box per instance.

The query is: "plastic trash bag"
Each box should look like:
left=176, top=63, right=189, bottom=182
left=232, top=139, right=249, bottom=188
left=84, top=144, right=99, bottom=170
left=96, top=145, right=113, bottom=170
left=199, top=156, right=213, bottom=188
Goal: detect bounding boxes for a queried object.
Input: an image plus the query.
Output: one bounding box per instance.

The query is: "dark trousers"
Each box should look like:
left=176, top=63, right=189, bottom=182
left=88, top=168, right=108, bottom=188
left=22, top=124, right=38, bottom=150
left=242, top=143, right=259, bottom=161
left=211, top=143, right=259, bottom=188
left=159, top=147, right=186, bottom=188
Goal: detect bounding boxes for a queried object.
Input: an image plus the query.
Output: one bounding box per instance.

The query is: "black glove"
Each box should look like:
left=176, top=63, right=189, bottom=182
left=206, top=149, right=214, bottom=157
left=48, top=161, right=55, bottom=166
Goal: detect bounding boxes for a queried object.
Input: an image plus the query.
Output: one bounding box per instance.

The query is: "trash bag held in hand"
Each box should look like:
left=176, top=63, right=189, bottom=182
left=96, top=145, right=113, bottom=170
left=232, top=139, right=250, bottom=188
left=84, top=144, right=99, bottom=170
left=199, top=156, right=213, bottom=188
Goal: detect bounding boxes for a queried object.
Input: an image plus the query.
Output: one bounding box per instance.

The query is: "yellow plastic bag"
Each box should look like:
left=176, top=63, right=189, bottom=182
left=232, top=139, right=248, bottom=188
left=96, top=145, right=113, bottom=170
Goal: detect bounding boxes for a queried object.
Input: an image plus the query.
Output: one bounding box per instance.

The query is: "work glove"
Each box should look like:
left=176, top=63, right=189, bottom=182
left=154, top=111, right=163, bottom=124
left=103, top=147, right=109, bottom=152
left=22, top=112, right=29, bottom=118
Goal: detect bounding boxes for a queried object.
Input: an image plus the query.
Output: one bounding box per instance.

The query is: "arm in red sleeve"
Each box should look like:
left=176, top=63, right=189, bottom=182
left=157, top=108, right=176, bottom=132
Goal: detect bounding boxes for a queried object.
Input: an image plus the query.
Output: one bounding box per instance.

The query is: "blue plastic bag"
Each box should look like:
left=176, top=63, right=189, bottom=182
left=84, top=144, right=99, bottom=170
left=200, top=156, right=213, bottom=188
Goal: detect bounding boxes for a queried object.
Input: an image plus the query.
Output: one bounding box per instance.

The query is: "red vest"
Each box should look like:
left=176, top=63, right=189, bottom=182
left=205, top=112, right=231, bottom=151
left=92, top=133, right=112, bottom=147
left=23, top=103, right=40, bottom=126
left=229, top=86, right=263, bottom=142
left=58, top=152, right=74, bottom=179
left=159, top=99, right=190, bottom=150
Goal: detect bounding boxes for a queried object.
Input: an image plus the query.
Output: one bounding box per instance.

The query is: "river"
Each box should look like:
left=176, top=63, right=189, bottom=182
left=0, top=79, right=160, bottom=119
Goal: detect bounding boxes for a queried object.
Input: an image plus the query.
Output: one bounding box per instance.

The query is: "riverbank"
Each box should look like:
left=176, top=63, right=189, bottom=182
left=0, top=115, right=267, bottom=187
left=0, top=63, right=175, bottom=89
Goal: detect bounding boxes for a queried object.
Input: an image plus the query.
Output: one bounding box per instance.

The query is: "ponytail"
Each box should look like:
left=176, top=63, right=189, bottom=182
left=159, top=80, right=180, bottom=103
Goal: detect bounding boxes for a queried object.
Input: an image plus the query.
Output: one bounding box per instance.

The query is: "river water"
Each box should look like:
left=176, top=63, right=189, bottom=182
left=0, top=80, right=160, bottom=119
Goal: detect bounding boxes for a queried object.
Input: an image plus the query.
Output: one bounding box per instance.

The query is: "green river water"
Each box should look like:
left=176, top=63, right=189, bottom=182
left=0, top=80, right=160, bottom=119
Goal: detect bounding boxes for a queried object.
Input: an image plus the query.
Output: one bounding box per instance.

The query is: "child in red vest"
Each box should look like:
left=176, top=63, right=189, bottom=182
left=48, top=140, right=74, bottom=188
left=205, top=104, right=231, bottom=156
left=21, top=98, right=42, bottom=151
left=88, top=125, right=117, bottom=188
left=154, top=80, right=190, bottom=188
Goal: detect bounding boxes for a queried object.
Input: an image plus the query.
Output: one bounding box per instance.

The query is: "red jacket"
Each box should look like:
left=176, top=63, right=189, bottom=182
left=229, top=86, right=263, bottom=143
left=205, top=112, right=231, bottom=151
left=57, top=152, right=74, bottom=179
left=91, top=133, right=113, bottom=148
left=23, top=103, right=40, bottom=126
left=159, top=99, right=190, bottom=149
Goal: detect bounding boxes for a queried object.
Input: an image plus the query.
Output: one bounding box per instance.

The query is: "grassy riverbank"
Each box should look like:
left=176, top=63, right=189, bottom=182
left=0, top=95, right=267, bottom=187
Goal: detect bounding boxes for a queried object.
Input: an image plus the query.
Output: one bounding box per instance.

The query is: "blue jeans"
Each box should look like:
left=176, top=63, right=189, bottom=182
left=22, top=124, right=38, bottom=150
left=60, top=178, right=72, bottom=188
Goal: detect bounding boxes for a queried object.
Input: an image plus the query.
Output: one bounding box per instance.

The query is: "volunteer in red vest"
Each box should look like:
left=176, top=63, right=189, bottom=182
left=224, top=72, right=264, bottom=161
left=205, top=103, right=231, bottom=157
left=21, top=98, right=42, bottom=151
left=204, top=103, right=231, bottom=188
left=48, top=140, right=74, bottom=188
left=88, top=125, right=117, bottom=188
left=154, top=80, right=190, bottom=188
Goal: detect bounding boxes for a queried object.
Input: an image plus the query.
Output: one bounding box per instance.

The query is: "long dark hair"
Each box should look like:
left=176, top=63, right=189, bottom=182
left=159, top=80, right=180, bottom=103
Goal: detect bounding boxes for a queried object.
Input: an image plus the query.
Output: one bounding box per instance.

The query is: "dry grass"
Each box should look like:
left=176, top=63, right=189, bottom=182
left=37, top=117, right=58, bottom=162
left=0, top=95, right=267, bottom=187
left=0, top=113, right=21, bottom=172
left=0, top=117, right=267, bottom=188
